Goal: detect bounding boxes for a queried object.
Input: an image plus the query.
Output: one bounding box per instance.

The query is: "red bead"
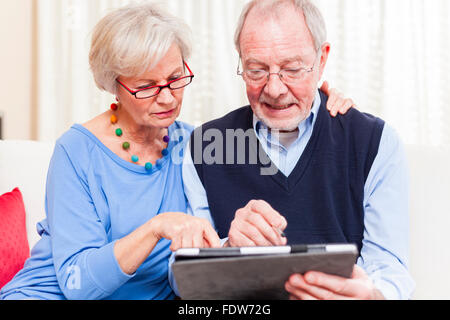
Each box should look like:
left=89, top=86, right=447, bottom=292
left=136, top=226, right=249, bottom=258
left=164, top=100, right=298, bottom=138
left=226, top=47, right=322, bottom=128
left=110, top=103, right=118, bottom=111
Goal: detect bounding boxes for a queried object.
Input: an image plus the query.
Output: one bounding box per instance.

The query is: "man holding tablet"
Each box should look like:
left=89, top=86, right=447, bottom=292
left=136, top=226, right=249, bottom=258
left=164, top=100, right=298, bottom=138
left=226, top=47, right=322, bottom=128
left=181, top=0, right=415, bottom=300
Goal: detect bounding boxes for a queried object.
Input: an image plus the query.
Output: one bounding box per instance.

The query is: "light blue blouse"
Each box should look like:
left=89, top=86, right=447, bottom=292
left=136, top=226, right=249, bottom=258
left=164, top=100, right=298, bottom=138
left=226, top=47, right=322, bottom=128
left=1, top=121, right=193, bottom=300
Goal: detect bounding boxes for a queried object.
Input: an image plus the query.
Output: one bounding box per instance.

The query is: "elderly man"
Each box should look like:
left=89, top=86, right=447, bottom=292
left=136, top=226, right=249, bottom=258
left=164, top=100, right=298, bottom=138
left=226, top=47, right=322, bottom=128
left=182, top=0, right=415, bottom=300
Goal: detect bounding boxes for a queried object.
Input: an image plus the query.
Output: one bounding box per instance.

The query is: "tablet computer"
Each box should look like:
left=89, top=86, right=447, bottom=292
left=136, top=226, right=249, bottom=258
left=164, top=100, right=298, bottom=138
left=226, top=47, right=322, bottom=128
left=172, top=243, right=358, bottom=300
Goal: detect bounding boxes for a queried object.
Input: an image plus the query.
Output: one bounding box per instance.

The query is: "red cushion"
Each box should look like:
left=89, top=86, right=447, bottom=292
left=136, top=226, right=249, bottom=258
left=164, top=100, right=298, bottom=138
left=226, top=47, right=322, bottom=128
left=0, top=188, right=30, bottom=289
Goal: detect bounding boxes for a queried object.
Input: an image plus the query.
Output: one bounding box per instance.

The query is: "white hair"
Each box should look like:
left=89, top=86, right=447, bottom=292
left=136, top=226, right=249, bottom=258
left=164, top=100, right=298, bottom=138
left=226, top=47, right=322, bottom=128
left=89, top=2, right=192, bottom=94
left=234, top=0, right=327, bottom=55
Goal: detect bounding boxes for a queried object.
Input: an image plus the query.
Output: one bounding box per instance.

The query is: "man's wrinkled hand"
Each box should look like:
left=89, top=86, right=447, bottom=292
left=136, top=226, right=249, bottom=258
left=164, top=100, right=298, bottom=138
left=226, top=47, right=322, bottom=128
left=285, top=264, right=385, bottom=300
left=228, top=200, right=287, bottom=247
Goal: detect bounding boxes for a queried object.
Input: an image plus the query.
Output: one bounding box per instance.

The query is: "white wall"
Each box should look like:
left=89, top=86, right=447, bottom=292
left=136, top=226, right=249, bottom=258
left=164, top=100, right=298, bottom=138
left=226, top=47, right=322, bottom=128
left=0, top=0, right=34, bottom=140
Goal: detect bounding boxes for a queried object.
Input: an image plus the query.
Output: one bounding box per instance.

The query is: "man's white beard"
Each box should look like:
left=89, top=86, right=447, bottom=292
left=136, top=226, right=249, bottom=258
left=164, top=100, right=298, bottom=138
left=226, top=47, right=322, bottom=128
left=253, top=107, right=310, bottom=131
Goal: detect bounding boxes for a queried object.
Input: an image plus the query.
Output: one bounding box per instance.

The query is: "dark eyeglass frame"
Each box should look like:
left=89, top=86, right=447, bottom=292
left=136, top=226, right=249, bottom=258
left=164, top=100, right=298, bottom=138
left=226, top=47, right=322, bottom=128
left=116, top=61, right=194, bottom=99
left=236, top=49, right=322, bottom=86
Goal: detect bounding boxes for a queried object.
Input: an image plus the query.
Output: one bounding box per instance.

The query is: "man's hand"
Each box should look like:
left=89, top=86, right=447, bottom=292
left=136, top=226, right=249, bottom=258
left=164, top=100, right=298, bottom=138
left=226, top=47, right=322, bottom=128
left=285, top=265, right=385, bottom=300
left=228, top=200, right=287, bottom=247
left=320, top=81, right=356, bottom=117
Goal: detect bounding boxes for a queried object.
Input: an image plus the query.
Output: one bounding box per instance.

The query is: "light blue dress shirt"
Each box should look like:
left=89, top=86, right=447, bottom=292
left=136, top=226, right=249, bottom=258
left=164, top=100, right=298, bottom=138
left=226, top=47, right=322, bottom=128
left=174, top=90, right=416, bottom=299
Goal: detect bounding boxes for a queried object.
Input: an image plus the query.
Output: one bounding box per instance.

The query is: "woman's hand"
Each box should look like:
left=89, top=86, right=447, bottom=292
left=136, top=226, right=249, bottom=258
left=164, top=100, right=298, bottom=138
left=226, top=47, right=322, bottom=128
left=320, top=81, right=356, bottom=117
left=114, top=212, right=220, bottom=275
left=150, top=212, right=221, bottom=251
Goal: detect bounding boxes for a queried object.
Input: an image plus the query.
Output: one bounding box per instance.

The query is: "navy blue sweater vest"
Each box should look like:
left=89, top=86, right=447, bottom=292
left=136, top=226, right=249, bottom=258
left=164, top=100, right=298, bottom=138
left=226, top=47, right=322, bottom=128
left=190, top=91, right=384, bottom=252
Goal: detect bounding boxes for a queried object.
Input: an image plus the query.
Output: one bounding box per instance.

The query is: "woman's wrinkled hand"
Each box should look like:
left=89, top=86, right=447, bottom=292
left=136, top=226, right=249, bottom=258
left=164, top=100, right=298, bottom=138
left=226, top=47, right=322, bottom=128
left=320, top=81, right=357, bottom=117
left=150, top=212, right=221, bottom=251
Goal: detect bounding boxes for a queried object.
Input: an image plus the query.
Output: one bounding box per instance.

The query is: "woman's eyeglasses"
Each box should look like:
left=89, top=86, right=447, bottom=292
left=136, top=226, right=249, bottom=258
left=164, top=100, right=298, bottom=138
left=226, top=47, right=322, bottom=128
left=116, top=61, right=194, bottom=99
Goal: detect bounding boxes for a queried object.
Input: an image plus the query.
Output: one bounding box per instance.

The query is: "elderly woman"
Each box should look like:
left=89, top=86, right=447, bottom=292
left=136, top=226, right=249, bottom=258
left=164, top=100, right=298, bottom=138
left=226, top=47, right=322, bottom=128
left=0, top=3, right=353, bottom=300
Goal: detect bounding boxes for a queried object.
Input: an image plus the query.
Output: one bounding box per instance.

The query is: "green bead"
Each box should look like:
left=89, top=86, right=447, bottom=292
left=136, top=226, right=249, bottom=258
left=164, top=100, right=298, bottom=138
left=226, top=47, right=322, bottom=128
left=145, top=162, right=153, bottom=171
left=115, top=128, right=123, bottom=137
left=122, top=142, right=130, bottom=150
left=131, top=155, right=139, bottom=163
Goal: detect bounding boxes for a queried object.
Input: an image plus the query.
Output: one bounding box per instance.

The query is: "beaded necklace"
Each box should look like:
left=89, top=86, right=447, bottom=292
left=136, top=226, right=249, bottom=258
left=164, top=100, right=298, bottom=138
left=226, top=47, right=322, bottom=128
left=110, top=103, right=170, bottom=172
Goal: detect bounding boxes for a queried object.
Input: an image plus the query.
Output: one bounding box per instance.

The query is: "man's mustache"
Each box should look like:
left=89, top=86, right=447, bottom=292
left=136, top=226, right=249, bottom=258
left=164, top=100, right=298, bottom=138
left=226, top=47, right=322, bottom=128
left=259, top=95, right=299, bottom=107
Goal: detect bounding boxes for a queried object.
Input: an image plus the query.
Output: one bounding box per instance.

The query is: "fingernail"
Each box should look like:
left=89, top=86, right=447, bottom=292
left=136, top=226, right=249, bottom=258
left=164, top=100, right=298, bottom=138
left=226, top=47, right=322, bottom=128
left=305, top=273, right=315, bottom=283
left=291, top=275, right=302, bottom=286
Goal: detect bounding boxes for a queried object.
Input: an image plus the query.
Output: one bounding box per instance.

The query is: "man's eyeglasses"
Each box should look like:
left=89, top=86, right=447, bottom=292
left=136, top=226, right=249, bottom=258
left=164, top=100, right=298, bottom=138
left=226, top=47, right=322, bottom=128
left=117, top=61, right=194, bottom=99
left=237, top=52, right=320, bottom=86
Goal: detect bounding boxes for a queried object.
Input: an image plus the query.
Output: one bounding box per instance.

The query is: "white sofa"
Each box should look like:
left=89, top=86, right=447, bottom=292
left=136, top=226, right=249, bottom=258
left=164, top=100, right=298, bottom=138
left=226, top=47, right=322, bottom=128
left=407, top=145, right=450, bottom=300
left=0, top=140, right=449, bottom=299
left=0, top=140, right=54, bottom=248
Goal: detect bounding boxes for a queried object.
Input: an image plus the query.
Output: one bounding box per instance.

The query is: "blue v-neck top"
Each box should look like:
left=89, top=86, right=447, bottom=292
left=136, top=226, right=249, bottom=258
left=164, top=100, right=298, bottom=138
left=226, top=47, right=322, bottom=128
left=1, top=121, right=193, bottom=300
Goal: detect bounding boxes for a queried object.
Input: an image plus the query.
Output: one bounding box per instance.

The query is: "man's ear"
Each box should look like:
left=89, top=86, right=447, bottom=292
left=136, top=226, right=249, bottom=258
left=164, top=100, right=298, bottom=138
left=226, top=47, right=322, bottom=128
left=318, top=42, right=331, bottom=80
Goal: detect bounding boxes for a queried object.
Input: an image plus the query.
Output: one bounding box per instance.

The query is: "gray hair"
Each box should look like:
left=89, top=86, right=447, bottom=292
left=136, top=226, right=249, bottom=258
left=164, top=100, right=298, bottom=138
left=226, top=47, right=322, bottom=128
left=89, top=2, right=192, bottom=94
left=234, top=0, right=327, bottom=55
